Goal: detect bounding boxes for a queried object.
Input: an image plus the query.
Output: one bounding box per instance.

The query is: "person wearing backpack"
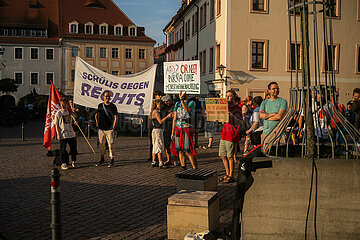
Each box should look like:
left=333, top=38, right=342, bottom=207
left=95, top=90, right=118, bottom=168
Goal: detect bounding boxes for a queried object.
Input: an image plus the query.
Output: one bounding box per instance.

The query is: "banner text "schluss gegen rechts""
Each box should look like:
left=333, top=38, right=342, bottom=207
left=80, top=72, right=149, bottom=106
left=165, top=63, right=199, bottom=92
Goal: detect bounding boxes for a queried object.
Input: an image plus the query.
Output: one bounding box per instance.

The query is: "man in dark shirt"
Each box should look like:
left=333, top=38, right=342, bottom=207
left=347, top=88, right=360, bottom=131
left=95, top=90, right=118, bottom=167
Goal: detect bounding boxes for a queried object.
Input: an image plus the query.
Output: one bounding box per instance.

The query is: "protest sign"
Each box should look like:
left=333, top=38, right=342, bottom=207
left=205, top=98, right=228, bottom=122
left=163, top=60, right=200, bottom=94
left=74, top=57, right=156, bottom=115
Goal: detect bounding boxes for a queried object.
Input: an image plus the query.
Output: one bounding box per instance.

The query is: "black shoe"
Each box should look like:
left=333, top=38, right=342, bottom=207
left=95, top=158, right=104, bottom=167
left=108, top=159, right=115, bottom=168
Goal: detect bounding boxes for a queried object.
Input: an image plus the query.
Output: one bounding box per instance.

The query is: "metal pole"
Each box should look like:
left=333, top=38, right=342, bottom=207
left=50, top=168, right=61, bottom=240
left=21, top=122, right=25, bottom=141
left=141, top=120, right=143, bottom=138
left=87, top=122, right=90, bottom=139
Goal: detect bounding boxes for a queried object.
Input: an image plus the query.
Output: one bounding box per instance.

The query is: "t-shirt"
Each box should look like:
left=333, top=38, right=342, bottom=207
left=260, top=97, right=288, bottom=134
left=249, top=107, right=264, bottom=132
left=221, top=103, right=242, bottom=142
left=97, top=102, right=118, bottom=130
left=174, top=100, right=195, bottom=128
left=54, top=109, right=75, bottom=139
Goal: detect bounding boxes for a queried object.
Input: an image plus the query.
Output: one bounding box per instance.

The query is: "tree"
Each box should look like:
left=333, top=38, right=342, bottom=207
left=0, top=78, right=18, bottom=94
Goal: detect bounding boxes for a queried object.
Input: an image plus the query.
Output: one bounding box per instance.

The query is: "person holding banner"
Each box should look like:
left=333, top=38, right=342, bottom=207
left=54, top=98, right=78, bottom=170
left=219, top=90, right=243, bottom=183
left=171, top=91, right=198, bottom=170
left=95, top=90, right=118, bottom=168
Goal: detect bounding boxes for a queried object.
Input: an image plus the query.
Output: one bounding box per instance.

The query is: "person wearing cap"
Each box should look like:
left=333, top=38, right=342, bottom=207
left=171, top=91, right=198, bottom=170
left=161, top=95, right=175, bottom=166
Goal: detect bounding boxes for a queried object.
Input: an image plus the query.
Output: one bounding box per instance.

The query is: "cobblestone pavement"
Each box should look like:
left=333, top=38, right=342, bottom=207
left=0, top=129, right=238, bottom=239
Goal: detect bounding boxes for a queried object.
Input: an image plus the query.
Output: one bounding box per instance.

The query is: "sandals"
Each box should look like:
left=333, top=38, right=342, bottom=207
left=219, top=175, right=229, bottom=182
left=222, top=176, right=236, bottom=183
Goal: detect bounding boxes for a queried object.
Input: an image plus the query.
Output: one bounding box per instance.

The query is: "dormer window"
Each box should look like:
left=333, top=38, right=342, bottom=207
left=99, top=23, right=108, bottom=35
left=85, top=22, right=94, bottom=34
left=69, top=21, right=79, bottom=34
left=114, top=24, right=123, bottom=36
left=129, top=25, right=137, bottom=36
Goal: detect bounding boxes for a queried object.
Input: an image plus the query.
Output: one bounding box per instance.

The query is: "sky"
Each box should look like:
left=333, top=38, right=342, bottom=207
left=114, top=0, right=181, bottom=45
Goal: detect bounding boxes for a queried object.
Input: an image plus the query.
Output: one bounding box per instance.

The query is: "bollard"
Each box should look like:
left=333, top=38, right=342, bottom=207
left=87, top=122, right=91, bottom=139
left=50, top=168, right=61, bottom=240
left=21, top=122, right=25, bottom=141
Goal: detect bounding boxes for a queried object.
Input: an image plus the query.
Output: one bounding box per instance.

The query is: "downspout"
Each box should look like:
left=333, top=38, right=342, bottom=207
left=194, top=0, right=199, bottom=60
left=162, top=29, right=167, bottom=61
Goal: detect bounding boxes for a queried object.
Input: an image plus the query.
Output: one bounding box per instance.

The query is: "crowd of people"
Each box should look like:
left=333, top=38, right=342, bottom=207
left=54, top=84, right=360, bottom=181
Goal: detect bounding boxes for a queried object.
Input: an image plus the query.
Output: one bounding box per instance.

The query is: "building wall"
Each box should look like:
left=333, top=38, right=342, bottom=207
left=228, top=0, right=360, bottom=104
left=0, top=44, right=60, bottom=102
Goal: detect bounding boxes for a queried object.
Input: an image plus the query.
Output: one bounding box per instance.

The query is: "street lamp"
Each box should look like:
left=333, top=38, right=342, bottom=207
left=217, top=64, right=227, bottom=97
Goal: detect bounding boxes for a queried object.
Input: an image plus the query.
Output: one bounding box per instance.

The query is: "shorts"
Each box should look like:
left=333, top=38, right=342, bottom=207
left=205, top=121, right=216, bottom=138
left=195, top=114, right=203, bottom=129
left=219, top=139, right=236, bottom=158
left=163, top=129, right=172, bottom=148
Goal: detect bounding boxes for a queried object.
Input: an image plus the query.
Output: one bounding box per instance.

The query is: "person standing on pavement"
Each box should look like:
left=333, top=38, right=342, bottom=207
left=161, top=95, right=175, bottom=166
left=95, top=90, right=118, bottom=168
left=55, top=98, right=78, bottom=170
left=219, top=90, right=242, bottom=183
left=171, top=91, right=198, bottom=170
left=259, top=82, right=288, bottom=145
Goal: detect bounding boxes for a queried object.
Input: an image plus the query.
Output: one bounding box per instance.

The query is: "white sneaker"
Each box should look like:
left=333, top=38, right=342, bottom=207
left=61, top=163, right=68, bottom=170
left=159, top=161, right=164, bottom=168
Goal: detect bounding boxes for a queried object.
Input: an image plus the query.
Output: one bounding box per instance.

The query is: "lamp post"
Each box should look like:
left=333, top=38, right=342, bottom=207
left=217, top=64, right=226, bottom=97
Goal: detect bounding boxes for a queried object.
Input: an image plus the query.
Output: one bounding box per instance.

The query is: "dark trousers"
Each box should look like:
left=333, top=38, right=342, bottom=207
left=60, top=137, right=77, bottom=164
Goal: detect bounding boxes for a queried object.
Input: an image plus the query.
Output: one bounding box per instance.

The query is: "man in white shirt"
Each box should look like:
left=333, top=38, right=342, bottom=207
left=55, top=98, right=78, bottom=170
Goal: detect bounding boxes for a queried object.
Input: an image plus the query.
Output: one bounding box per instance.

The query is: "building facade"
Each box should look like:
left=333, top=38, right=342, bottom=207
left=0, top=0, right=155, bottom=102
left=165, top=0, right=360, bottom=102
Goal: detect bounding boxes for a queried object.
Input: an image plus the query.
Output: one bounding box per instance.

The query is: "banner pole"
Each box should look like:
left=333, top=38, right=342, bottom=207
left=71, top=115, right=96, bottom=155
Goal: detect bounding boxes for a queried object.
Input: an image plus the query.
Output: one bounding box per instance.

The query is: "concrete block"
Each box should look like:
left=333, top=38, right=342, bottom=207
left=176, top=169, right=218, bottom=192
left=167, top=191, right=219, bottom=240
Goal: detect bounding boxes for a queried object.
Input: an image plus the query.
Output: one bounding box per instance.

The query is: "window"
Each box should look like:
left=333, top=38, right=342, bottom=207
left=71, top=70, right=75, bottom=82
left=46, top=48, right=54, bottom=60
left=200, top=50, right=206, bottom=74
left=125, top=71, right=132, bottom=75
left=217, top=0, right=221, bottom=16
left=326, top=0, right=340, bottom=18
left=200, top=3, right=207, bottom=28
left=14, top=72, right=23, bottom=84
left=192, top=13, right=198, bottom=35
left=85, top=23, right=93, bottom=34
left=100, top=47, right=107, bottom=58
left=323, top=44, right=339, bottom=73
left=139, top=49, right=145, bottom=59
left=216, top=44, right=220, bottom=70
left=209, top=47, right=214, bottom=73
left=69, top=21, right=78, bottom=33
left=71, top=46, right=79, bottom=57
left=115, top=26, right=122, bottom=35
left=289, top=0, right=301, bottom=15
left=210, top=0, right=215, bottom=21
left=250, top=0, right=268, bottom=13
left=86, top=47, right=93, bottom=58
left=112, top=71, right=118, bottom=76
left=185, top=20, right=190, bottom=40
left=112, top=48, right=119, bottom=58
left=288, top=42, right=302, bottom=71
left=129, top=27, right=136, bottom=36
left=175, top=31, right=179, bottom=43
left=99, top=23, right=108, bottom=35
left=30, top=48, right=38, bottom=60
left=46, top=72, right=54, bottom=85
left=125, top=48, right=132, bottom=59
left=14, top=47, right=23, bottom=59
left=358, top=0, right=360, bottom=21
left=30, top=72, right=39, bottom=85
left=249, top=39, right=268, bottom=71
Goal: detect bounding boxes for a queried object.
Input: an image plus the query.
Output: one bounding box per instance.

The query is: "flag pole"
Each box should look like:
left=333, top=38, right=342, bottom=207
left=71, top=115, right=96, bottom=155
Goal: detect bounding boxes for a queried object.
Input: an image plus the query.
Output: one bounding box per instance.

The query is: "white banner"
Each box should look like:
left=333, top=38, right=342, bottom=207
left=74, top=57, right=156, bottom=115
left=163, top=60, right=200, bottom=94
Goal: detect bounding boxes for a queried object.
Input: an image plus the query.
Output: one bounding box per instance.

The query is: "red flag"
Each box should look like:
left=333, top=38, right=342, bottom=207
left=43, top=82, right=62, bottom=150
